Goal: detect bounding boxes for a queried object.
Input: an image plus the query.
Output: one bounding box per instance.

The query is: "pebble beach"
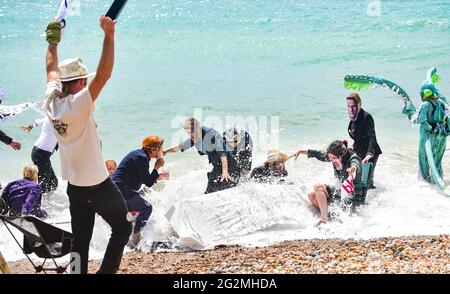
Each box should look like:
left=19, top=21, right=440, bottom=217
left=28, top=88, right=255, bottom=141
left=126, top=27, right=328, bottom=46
left=7, top=235, right=449, bottom=274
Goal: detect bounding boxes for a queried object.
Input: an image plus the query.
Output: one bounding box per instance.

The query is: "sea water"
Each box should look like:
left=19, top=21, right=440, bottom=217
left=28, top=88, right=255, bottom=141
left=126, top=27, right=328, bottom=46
left=1, top=0, right=450, bottom=261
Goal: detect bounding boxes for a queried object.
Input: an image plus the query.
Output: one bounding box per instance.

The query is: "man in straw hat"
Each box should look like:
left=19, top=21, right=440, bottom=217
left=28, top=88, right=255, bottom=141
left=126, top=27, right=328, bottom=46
left=112, top=135, right=169, bottom=247
left=43, top=16, right=131, bottom=274
left=250, top=149, right=289, bottom=183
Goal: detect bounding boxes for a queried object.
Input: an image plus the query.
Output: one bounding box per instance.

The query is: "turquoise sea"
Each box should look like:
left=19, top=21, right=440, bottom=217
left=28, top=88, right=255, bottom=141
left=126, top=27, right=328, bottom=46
left=1, top=0, right=450, bottom=260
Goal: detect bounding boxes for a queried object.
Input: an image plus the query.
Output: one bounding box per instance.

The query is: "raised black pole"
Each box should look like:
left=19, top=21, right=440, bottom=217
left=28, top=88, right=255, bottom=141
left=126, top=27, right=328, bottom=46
left=106, top=0, right=129, bottom=20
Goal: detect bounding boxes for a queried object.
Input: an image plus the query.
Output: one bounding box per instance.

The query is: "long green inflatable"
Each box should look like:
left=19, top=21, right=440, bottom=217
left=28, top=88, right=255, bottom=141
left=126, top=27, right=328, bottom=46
left=344, top=74, right=411, bottom=101
left=344, top=69, right=450, bottom=196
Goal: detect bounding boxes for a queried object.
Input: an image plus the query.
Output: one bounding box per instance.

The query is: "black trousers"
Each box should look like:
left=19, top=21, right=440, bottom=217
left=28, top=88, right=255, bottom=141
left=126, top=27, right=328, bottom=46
left=31, top=146, right=58, bottom=193
left=205, top=157, right=240, bottom=194
left=67, top=178, right=132, bottom=274
left=368, top=155, right=379, bottom=189
left=125, top=193, right=152, bottom=233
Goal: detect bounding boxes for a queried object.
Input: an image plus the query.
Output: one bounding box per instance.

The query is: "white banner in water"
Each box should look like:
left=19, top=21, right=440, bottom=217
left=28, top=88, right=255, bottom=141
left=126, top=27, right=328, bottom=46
left=340, top=172, right=356, bottom=203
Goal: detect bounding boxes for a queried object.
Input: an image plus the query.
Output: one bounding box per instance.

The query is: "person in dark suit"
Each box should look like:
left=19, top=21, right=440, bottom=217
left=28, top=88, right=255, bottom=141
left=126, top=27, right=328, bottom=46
left=346, top=93, right=382, bottom=189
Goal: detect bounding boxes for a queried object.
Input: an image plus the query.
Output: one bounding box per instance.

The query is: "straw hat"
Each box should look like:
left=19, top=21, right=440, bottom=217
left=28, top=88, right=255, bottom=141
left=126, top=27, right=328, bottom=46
left=266, top=149, right=288, bottom=163
left=58, top=58, right=95, bottom=82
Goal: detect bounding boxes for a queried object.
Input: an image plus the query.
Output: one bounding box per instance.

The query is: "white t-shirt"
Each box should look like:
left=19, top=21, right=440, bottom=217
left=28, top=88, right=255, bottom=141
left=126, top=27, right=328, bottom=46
left=45, top=80, right=108, bottom=187
left=33, top=117, right=58, bottom=153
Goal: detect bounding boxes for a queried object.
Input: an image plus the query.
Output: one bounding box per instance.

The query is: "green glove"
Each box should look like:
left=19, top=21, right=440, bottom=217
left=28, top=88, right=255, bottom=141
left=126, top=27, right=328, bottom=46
left=46, top=19, right=62, bottom=45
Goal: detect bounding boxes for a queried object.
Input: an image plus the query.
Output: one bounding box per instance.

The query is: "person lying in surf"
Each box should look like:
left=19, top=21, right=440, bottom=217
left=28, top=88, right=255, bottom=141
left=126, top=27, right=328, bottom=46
left=292, top=140, right=366, bottom=224
left=250, top=149, right=289, bottom=183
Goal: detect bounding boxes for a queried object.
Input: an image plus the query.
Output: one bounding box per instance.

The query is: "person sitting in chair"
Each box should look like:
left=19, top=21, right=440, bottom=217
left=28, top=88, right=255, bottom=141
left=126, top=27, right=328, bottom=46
left=1, top=165, right=48, bottom=218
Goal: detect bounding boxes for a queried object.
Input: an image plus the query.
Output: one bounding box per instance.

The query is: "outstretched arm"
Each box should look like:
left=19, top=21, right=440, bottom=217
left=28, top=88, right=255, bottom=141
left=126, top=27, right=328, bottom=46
left=0, top=129, right=21, bottom=150
left=362, top=115, right=377, bottom=163
left=47, top=44, right=59, bottom=82
left=220, top=155, right=232, bottom=182
left=307, top=150, right=330, bottom=162
left=0, top=129, right=13, bottom=145
left=21, top=186, right=43, bottom=215
left=291, top=149, right=308, bottom=160
left=89, top=16, right=116, bottom=102
left=45, top=20, right=62, bottom=82
left=163, top=145, right=181, bottom=156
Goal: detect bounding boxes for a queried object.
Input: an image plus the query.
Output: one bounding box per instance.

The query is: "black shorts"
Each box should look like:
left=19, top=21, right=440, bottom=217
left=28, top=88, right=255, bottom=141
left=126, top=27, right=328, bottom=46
left=325, top=185, right=341, bottom=201
left=326, top=185, right=366, bottom=207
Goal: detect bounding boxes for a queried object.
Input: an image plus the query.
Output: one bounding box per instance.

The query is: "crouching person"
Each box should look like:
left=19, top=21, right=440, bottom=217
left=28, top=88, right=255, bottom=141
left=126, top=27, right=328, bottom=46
left=112, top=135, right=169, bottom=247
left=0, top=165, right=48, bottom=218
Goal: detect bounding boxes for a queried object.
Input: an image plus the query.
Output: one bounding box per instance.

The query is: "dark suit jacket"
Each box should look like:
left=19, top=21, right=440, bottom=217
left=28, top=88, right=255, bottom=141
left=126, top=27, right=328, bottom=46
left=348, top=108, right=382, bottom=158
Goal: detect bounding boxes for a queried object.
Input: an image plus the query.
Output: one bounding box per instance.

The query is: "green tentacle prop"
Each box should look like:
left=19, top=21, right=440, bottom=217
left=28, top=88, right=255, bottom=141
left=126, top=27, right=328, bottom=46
left=344, top=75, right=411, bottom=101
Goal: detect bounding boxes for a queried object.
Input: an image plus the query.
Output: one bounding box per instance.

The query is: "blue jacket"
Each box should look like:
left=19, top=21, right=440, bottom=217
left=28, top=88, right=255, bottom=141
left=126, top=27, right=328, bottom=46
left=179, top=126, right=227, bottom=166
left=112, top=149, right=159, bottom=199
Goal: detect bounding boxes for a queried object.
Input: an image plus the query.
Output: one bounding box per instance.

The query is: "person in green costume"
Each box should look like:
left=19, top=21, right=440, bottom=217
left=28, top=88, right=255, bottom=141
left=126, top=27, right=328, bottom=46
left=402, top=83, right=450, bottom=186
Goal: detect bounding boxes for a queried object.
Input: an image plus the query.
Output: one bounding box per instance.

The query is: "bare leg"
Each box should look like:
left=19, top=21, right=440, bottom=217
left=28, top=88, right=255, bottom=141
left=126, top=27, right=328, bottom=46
left=314, top=184, right=330, bottom=223
left=308, top=191, right=320, bottom=209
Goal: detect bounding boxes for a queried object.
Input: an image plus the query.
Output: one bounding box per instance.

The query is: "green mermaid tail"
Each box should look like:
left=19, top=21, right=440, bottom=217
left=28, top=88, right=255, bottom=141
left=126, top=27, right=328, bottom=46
left=424, top=133, right=446, bottom=190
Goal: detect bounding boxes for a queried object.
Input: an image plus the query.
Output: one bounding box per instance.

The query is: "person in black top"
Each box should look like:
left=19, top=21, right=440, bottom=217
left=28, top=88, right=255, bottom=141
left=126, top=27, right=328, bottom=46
left=293, top=140, right=364, bottom=224
left=112, top=135, right=169, bottom=246
left=0, top=129, right=21, bottom=150
left=223, top=127, right=253, bottom=178
left=346, top=93, right=382, bottom=189
left=164, top=117, right=238, bottom=194
left=250, top=149, right=289, bottom=183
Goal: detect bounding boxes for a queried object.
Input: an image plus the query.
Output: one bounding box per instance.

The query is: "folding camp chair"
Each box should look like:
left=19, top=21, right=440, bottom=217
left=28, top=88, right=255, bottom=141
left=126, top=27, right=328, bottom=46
left=0, top=215, right=73, bottom=274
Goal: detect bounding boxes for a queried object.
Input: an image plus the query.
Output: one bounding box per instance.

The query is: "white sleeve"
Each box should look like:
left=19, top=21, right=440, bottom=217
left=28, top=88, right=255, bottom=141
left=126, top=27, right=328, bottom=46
left=33, top=118, right=46, bottom=127
left=45, top=80, right=62, bottom=102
